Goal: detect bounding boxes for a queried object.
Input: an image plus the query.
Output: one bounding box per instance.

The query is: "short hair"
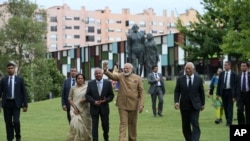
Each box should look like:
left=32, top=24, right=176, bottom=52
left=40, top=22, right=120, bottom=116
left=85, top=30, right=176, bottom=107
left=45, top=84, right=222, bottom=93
left=224, top=61, right=231, bottom=66
left=241, top=61, right=249, bottom=67
left=185, top=62, right=195, bottom=69
left=151, top=65, right=158, bottom=70
left=6, top=62, right=15, bottom=67
left=124, top=63, right=133, bottom=69
left=94, top=68, right=103, bottom=74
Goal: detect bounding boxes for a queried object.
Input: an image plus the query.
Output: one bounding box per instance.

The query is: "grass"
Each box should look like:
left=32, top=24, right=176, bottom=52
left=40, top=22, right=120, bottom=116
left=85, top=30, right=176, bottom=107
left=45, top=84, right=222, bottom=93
left=0, top=80, right=234, bottom=141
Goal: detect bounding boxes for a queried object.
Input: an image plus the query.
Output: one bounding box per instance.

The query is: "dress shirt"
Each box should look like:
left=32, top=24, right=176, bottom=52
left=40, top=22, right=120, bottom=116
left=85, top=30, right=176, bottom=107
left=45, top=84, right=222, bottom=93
left=154, top=73, right=161, bottom=86
left=186, top=74, right=193, bottom=86
left=8, top=75, right=15, bottom=99
left=224, top=70, right=231, bottom=89
left=241, top=72, right=249, bottom=91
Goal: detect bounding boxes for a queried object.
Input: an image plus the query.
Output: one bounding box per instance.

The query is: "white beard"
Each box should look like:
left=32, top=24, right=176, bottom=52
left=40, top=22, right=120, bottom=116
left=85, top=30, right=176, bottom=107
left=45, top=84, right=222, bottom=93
left=123, top=72, right=131, bottom=76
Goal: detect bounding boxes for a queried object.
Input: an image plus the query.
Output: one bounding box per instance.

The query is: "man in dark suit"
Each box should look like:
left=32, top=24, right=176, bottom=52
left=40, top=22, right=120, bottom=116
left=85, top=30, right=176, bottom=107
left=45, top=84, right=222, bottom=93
left=147, top=65, right=165, bottom=117
left=235, top=62, right=250, bottom=125
left=216, top=61, right=237, bottom=126
left=0, top=62, right=28, bottom=141
left=61, top=66, right=77, bottom=124
left=86, top=68, right=114, bottom=141
left=174, top=62, right=205, bottom=141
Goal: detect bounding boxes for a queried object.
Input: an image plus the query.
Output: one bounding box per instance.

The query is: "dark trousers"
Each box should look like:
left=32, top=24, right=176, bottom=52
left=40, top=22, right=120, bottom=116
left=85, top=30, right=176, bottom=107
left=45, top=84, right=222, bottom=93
left=181, top=108, right=200, bottom=141
left=91, top=111, right=109, bottom=141
left=222, top=89, right=234, bottom=125
left=66, top=108, right=71, bottom=124
left=3, top=99, right=21, bottom=141
left=151, top=87, right=164, bottom=115
left=237, top=92, right=250, bottom=125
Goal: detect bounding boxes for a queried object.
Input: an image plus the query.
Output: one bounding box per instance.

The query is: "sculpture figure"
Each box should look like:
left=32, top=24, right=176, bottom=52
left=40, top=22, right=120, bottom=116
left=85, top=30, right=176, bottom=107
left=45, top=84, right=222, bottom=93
left=127, top=24, right=145, bottom=76
left=144, top=33, right=159, bottom=76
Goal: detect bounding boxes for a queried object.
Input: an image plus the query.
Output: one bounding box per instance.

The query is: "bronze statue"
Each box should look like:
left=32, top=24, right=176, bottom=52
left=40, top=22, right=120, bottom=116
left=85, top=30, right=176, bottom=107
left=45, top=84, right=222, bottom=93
left=127, top=24, right=145, bottom=76
left=144, top=33, right=159, bottom=76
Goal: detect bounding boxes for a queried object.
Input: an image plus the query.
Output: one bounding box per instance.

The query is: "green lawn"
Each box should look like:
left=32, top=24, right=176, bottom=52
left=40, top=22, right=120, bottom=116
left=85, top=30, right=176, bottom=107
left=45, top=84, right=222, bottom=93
left=0, top=80, right=234, bottom=141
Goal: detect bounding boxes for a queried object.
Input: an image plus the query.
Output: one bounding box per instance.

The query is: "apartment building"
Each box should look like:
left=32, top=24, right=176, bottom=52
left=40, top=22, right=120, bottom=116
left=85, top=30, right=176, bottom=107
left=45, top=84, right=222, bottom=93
left=46, top=4, right=198, bottom=52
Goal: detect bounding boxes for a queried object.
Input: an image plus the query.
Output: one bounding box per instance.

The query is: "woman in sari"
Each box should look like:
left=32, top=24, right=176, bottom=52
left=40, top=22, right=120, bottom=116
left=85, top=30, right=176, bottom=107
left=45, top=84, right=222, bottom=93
left=67, top=74, right=92, bottom=141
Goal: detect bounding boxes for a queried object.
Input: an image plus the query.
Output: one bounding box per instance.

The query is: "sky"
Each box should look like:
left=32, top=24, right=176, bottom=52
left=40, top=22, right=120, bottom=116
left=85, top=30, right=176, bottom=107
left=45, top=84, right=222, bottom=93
left=0, top=0, right=204, bottom=15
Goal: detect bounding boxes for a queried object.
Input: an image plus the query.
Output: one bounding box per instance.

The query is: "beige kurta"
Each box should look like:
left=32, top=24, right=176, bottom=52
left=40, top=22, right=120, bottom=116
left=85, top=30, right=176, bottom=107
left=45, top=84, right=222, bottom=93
left=67, top=84, right=92, bottom=141
left=104, top=71, right=145, bottom=111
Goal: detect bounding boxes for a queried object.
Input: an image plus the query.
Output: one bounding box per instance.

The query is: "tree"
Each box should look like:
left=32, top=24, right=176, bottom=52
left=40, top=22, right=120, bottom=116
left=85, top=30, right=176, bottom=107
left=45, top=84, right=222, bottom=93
left=221, top=0, right=250, bottom=60
left=176, top=0, right=230, bottom=64
left=0, top=0, right=47, bottom=74
left=0, top=0, right=65, bottom=102
left=21, top=59, right=65, bottom=102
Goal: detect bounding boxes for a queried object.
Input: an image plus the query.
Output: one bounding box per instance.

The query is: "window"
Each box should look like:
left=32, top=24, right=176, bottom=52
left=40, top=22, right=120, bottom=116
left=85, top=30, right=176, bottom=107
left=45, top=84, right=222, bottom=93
left=74, top=17, right=80, bottom=20
left=50, top=44, right=57, bottom=48
left=151, top=21, right=157, bottom=26
left=107, top=28, right=114, bottom=32
left=106, top=19, right=114, bottom=24
left=35, top=14, right=44, bottom=22
left=97, top=29, right=101, bottom=34
left=50, top=17, right=57, bottom=22
left=159, top=22, right=164, bottom=26
left=74, top=26, right=80, bottom=29
left=116, top=37, right=121, bottom=41
left=65, top=35, right=72, bottom=39
left=116, top=20, right=122, bottom=24
left=64, top=44, right=72, bottom=48
left=139, top=21, right=146, bottom=27
left=116, top=29, right=122, bottom=32
left=64, top=26, right=72, bottom=29
left=87, top=26, right=95, bottom=33
left=151, top=30, right=157, bottom=34
left=50, top=34, right=57, bottom=41
left=74, top=35, right=80, bottom=38
left=159, top=30, right=164, bottom=34
left=108, top=37, right=114, bottom=41
left=85, top=17, right=95, bottom=24
left=65, top=16, right=72, bottom=20
left=50, top=26, right=57, bottom=32
left=129, top=21, right=135, bottom=26
left=96, top=37, right=101, bottom=43
left=86, top=36, right=95, bottom=42
left=96, top=19, right=101, bottom=25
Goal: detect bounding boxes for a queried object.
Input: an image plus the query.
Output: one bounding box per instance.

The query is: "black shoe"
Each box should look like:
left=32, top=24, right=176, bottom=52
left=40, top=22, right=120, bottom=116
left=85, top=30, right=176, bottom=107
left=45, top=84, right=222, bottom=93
left=158, top=113, right=163, bottom=117
left=215, top=119, right=222, bottom=124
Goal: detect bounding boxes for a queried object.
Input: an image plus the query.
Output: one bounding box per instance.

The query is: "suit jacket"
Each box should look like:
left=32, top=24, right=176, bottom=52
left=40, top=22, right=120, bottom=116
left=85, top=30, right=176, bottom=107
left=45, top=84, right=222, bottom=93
left=147, top=72, right=165, bottom=94
left=86, top=79, right=114, bottom=115
left=61, top=78, right=73, bottom=109
left=235, top=71, right=250, bottom=101
left=104, top=71, right=145, bottom=111
left=0, top=75, right=28, bottom=108
left=216, top=70, right=237, bottom=98
left=174, top=74, right=205, bottom=111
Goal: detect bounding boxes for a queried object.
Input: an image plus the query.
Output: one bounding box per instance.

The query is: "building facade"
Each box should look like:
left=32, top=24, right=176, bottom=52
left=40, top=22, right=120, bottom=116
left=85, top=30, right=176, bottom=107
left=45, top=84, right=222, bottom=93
left=46, top=4, right=198, bottom=52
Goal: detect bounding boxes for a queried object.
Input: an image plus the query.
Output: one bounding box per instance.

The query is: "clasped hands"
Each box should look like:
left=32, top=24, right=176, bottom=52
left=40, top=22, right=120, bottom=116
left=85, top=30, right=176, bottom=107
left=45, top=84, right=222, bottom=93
left=95, top=97, right=107, bottom=106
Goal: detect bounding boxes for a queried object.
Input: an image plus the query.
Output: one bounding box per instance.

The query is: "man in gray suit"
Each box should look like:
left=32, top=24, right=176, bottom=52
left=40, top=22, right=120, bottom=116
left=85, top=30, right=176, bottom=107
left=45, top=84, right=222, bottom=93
left=174, top=62, right=205, bottom=141
left=147, top=65, right=165, bottom=117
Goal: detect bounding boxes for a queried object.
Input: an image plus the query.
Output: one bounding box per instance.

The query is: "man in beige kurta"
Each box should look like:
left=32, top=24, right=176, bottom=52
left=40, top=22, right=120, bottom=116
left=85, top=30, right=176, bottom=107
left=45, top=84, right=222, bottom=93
left=103, top=62, right=145, bottom=141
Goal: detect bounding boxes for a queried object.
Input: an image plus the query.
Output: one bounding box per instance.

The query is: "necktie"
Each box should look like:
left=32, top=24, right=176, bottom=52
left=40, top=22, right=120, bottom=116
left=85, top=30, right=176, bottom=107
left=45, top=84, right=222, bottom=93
left=242, top=72, right=246, bottom=91
left=72, top=78, right=75, bottom=86
left=8, top=76, right=12, bottom=98
left=155, top=73, right=158, bottom=79
left=97, top=81, right=102, bottom=95
left=188, top=76, right=192, bottom=87
left=224, top=72, right=228, bottom=89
